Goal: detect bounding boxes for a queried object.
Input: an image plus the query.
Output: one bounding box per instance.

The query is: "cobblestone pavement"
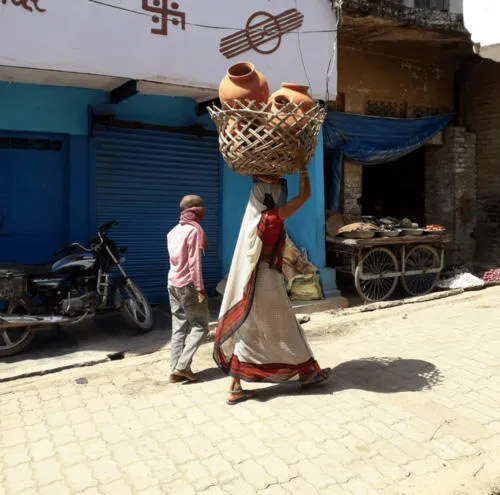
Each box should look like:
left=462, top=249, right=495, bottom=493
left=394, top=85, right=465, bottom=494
left=0, top=297, right=339, bottom=383
left=1, top=287, right=499, bottom=494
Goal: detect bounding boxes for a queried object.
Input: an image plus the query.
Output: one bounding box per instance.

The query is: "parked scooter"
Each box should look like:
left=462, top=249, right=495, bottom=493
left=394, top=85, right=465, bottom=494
left=0, top=220, right=153, bottom=357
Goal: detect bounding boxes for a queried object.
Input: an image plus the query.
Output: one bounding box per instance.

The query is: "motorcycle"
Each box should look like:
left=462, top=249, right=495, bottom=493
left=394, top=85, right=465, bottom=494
left=0, top=220, right=153, bottom=357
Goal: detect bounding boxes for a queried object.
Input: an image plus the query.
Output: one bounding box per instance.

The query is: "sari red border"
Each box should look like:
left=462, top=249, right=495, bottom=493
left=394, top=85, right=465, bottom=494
left=228, top=355, right=321, bottom=383
left=214, top=209, right=287, bottom=375
left=213, top=270, right=257, bottom=348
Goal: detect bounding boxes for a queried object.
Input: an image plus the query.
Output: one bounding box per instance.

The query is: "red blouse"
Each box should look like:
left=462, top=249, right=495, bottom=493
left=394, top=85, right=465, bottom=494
left=257, top=208, right=285, bottom=271
left=259, top=208, right=283, bottom=247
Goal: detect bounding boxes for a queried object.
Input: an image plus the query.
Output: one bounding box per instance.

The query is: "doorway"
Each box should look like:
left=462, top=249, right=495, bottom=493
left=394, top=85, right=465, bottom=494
left=0, top=135, right=67, bottom=263
left=361, top=147, right=426, bottom=225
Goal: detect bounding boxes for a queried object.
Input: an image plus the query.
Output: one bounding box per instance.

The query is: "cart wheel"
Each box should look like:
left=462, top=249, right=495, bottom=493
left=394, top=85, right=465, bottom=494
left=401, top=245, right=440, bottom=297
left=354, top=247, right=399, bottom=302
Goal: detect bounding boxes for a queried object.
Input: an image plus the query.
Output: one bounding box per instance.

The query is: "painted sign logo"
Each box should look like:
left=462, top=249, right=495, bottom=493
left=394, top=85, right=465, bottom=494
left=219, top=9, right=304, bottom=59
left=142, top=0, right=186, bottom=36
left=1, top=0, right=45, bottom=13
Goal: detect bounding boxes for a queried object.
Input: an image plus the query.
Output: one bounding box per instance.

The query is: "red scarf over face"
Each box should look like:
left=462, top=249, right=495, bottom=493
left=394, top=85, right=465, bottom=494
left=179, top=206, right=208, bottom=250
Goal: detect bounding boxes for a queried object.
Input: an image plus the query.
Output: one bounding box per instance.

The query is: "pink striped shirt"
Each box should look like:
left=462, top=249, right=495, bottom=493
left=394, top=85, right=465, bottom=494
left=167, top=224, right=204, bottom=292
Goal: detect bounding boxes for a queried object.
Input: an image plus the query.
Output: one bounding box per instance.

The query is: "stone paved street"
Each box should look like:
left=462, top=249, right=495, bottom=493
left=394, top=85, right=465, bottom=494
left=1, top=287, right=499, bottom=494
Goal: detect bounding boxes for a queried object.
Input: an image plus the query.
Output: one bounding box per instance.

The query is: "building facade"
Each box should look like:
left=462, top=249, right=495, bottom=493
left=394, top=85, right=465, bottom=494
left=0, top=0, right=339, bottom=303
left=330, top=0, right=478, bottom=266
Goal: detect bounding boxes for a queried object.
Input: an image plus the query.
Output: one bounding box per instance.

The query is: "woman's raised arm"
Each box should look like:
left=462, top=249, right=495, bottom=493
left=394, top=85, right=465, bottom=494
left=278, top=169, right=311, bottom=220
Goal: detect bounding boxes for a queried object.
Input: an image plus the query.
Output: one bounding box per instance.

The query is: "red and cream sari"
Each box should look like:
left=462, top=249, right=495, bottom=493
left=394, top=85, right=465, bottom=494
left=213, top=180, right=322, bottom=383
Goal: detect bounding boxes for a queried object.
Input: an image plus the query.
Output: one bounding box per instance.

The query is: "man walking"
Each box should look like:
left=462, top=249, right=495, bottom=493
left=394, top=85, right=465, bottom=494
left=167, top=195, right=209, bottom=383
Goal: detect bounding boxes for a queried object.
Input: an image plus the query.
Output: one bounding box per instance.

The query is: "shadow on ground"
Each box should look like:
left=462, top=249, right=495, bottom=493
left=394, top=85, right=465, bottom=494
left=0, top=309, right=171, bottom=365
left=253, top=356, right=443, bottom=402
left=0, top=296, right=223, bottom=369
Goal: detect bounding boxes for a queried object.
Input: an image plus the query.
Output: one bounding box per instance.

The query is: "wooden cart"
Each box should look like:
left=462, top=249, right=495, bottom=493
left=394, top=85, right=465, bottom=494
left=326, top=233, right=453, bottom=303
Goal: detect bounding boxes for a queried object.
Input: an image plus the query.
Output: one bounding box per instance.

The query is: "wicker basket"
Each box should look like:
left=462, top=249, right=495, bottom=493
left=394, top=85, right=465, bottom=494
left=208, top=99, right=326, bottom=176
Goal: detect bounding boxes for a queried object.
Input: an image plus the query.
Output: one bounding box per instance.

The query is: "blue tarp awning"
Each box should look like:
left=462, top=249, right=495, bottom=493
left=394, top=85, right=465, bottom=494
left=323, top=111, right=453, bottom=210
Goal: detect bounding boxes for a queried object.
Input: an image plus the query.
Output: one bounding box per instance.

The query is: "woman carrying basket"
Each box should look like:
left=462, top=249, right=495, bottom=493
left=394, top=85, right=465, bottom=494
left=213, top=170, right=330, bottom=405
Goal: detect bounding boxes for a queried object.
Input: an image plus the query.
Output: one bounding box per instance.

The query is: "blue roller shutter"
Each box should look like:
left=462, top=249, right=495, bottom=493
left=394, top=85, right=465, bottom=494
left=94, top=126, right=220, bottom=304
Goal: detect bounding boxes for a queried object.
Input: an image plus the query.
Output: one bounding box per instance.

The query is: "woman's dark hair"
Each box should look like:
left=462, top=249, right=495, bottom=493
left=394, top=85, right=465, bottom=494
left=263, top=193, right=276, bottom=210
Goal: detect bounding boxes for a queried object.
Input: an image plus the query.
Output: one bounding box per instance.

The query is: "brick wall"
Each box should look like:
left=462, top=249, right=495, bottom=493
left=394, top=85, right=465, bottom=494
left=425, top=127, right=477, bottom=265
left=342, top=160, right=362, bottom=218
left=465, top=61, right=500, bottom=264
left=338, top=45, right=455, bottom=116
left=338, top=42, right=456, bottom=221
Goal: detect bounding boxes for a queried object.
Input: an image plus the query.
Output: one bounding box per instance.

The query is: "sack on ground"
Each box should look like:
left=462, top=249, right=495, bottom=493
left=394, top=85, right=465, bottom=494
left=288, top=273, right=323, bottom=301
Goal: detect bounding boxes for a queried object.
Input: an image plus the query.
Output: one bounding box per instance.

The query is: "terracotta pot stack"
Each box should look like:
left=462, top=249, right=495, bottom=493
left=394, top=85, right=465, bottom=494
left=218, top=61, right=315, bottom=130
left=210, top=61, right=325, bottom=177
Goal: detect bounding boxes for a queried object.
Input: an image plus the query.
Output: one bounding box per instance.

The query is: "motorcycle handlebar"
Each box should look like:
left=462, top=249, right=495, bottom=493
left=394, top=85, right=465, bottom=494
left=98, top=219, right=119, bottom=233
left=53, top=244, right=77, bottom=257
left=53, top=242, right=90, bottom=257
left=53, top=221, right=118, bottom=256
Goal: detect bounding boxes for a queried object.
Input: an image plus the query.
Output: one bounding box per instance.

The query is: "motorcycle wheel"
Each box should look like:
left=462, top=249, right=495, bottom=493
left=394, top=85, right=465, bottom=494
left=0, top=299, right=35, bottom=357
left=119, top=280, right=153, bottom=333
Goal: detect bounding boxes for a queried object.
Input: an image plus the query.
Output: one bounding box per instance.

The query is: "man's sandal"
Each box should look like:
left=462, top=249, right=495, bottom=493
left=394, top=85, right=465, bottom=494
left=226, top=389, right=257, bottom=406
left=173, top=369, right=198, bottom=383
left=169, top=373, right=185, bottom=384
left=301, top=368, right=331, bottom=389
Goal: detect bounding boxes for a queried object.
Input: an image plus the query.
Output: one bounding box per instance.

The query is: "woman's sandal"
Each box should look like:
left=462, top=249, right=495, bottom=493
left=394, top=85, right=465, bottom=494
left=301, top=368, right=331, bottom=389
left=226, top=389, right=257, bottom=406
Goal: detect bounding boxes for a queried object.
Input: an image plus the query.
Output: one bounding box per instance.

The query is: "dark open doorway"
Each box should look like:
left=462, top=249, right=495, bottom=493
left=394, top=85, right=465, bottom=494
left=361, top=147, right=426, bottom=225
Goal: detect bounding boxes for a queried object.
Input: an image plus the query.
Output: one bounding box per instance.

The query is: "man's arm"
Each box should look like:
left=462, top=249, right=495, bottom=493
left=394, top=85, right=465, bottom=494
left=187, top=229, right=206, bottom=302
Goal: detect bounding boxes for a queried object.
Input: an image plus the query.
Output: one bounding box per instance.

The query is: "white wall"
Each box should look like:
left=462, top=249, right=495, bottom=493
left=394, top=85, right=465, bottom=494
left=0, top=0, right=337, bottom=99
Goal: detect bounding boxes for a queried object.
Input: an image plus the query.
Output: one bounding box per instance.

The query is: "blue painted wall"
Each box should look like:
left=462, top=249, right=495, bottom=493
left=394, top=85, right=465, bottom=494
left=221, top=131, right=327, bottom=274
left=93, top=94, right=215, bottom=130
left=0, top=83, right=212, bottom=249
left=0, top=81, right=107, bottom=135
left=0, top=82, right=335, bottom=294
left=0, top=82, right=108, bottom=247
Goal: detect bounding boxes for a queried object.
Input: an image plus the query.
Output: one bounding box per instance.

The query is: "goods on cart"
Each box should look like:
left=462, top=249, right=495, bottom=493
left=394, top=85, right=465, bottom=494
left=401, top=228, right=425, bottom=236
left=425, top=224, right=446, bottom=234
left=209, top=62, right=326, bottom=176
left=337, top=222, right=377, bottom=239
left=482, top=268, right=500, bottom=282
left=326, top=211, right=346, bottom=237
left=379, top=217, right=399, bottom=226
left=375, top=226, right=401, bottom=238
left=399, top=218, right=419, bottom=229
left=425, top=224, right=445, bottom=231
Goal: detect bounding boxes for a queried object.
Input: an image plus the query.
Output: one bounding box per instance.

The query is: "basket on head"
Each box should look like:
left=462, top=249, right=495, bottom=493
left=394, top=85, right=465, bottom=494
left=208, top=99, right=326, bottom=176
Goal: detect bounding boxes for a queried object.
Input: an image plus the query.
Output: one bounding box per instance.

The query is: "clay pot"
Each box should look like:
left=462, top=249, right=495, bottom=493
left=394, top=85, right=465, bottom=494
left=269, top=94, right=296, bottom=127
left=219, top=62, right=270, bottom=107
left=277, top=83, right=315, bottom=112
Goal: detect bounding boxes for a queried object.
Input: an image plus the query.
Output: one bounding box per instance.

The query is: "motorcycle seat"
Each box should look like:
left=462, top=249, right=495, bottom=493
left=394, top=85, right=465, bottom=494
left=0, top=263, right=52, bottom=276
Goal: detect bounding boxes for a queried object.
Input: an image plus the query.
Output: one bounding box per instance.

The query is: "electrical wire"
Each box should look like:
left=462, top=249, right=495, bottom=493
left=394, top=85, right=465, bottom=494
left=88, top=0, right=340, bottom=101
left=87, top=0, right=339, bottom=33
left=294, top=0, right=313, bottom=93
left=324, top=1, right=342, bottom=102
